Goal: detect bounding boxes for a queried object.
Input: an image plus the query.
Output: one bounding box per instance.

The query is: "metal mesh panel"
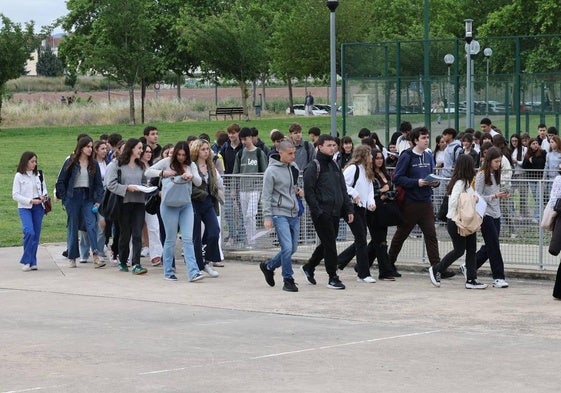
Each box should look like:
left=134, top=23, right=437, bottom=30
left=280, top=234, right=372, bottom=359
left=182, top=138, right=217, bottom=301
left=221, top=172, right=559, bottom=270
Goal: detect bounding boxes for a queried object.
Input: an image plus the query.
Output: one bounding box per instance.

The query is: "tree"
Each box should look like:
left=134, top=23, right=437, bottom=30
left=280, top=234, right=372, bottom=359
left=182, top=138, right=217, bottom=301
left=0, top=15, right=39, bottom=122
left=60, top=0, right=162, bottom=124
left=36, top=45, right=64, bottom=77
left=180, top=2, right=270, bottom=116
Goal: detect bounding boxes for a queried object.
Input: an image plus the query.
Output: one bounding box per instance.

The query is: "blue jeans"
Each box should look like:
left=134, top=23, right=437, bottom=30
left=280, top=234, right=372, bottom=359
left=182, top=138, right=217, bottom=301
left=18, top=204, right=44, bottom=266
left=193, top=196, right=221, bottom=270
left=79, top=212, right=106, bottom=260
left=528, top=180, right=542, bottom=219
left=160, top=203, right=200, bottom=280
left=266, top=215, right=300, bottom=279
left=64, top=188, right=98, bottom=260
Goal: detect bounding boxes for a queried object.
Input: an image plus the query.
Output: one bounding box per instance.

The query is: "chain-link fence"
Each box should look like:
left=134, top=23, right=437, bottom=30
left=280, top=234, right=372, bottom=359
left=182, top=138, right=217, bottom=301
left=221, top=171, right=560, bottom=270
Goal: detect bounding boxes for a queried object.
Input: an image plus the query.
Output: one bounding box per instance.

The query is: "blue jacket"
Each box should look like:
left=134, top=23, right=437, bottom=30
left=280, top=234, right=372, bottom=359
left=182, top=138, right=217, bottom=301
left=393, top=148, right=436, bottom=202
left=56, top=158, right=104, bottom=203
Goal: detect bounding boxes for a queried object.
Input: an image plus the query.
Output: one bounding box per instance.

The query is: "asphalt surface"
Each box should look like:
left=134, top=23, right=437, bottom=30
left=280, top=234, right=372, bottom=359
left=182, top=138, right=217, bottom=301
left=1, top=242, right=561, bottom=393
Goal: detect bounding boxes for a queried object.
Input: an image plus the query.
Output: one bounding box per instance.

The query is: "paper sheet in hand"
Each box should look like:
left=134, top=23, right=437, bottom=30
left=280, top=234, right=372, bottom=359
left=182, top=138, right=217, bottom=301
left=133, top=185, right=158, bottom=193
left=475, top=197, right=487, bottom=218
left=250, top=229, right=272, bottom=242
left=423, top=174, right=448, bottom=182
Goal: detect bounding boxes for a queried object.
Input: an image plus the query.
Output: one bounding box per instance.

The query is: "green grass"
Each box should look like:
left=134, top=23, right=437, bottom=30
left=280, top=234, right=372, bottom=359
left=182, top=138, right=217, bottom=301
left=0, top=117, right=340, bottom=247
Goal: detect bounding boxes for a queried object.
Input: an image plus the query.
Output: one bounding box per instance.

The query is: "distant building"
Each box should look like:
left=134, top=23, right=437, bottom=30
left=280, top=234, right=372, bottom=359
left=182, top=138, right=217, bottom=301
left=25, top=34, right=64, bottom=76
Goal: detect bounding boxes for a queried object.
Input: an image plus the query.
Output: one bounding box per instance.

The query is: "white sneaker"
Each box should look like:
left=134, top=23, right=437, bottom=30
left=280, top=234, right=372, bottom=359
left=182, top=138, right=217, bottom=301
left=68, top=259, right=77, bottom=268
left=493, top=279, right=509, bottom=288
left=357, top=276, right=376, bottom=283
left=204, top=264, right=219, bottom=278
left=459, top=264, right=467, bottom=280
left=141, top=247, right=149, bottom=257
left=22, top=264, right=31, bottom=272
left=30, top=265, right=38, bottom=271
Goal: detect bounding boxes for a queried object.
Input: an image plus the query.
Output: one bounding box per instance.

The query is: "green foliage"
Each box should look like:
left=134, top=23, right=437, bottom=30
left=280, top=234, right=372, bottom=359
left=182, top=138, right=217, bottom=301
left=36, top=46, right=64, bottom=77
left=0, top=15, right=40, bottom=122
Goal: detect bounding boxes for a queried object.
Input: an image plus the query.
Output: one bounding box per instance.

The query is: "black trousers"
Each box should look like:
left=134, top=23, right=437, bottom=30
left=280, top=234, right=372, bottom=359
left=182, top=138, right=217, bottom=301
left=117, top=202, right=145, bottom=266
left=336, top=206, right=370, bottom=278
left=434, top=219, right=477, bottom=281
left=308, top=213, right=341, bottom=279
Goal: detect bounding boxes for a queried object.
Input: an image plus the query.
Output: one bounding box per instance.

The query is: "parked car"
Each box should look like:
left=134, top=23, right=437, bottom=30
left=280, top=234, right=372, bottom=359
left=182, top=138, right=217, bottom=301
left=286, top=104, right=328, bottom=116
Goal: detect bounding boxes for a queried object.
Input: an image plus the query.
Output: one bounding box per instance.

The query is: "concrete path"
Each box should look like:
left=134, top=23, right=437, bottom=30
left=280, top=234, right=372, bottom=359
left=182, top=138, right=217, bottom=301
left=1, top=243, right=560, bottom=393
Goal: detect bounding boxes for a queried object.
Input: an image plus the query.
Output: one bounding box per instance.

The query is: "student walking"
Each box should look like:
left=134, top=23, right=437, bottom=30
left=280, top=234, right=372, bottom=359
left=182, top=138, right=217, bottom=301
left=259, top=140, right=302, bottom=292
left=388, top=127, right=449, bottom=277
left=190, top=138, right=223, bottom=278
left=475, top=147, right=510, bottom=288
left=146, top=141, right=205, bottom=282
left=56, top=136, right=105, bottom=269
left=12, top=152, right=48, bottom=271
left=336, top=145, right=377, bottom=283
left=105, top=138, right=149, bottom=275
left=301, top=135, right=354, bottom=290
left=428, top=154, right=487, bottom=289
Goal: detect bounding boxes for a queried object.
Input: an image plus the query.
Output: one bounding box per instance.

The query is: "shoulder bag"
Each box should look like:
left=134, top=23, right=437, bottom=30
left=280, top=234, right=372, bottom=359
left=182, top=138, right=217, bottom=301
left=145, top=177, right=161, bottom=215
left=161, top=176, right=192, bottom=207
left=99, top=168, right=123, bottom=221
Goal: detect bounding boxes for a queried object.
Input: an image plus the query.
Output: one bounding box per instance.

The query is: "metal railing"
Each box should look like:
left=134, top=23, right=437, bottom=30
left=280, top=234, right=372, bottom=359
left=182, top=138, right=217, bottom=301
left=220, top=170, right=560, bottom=270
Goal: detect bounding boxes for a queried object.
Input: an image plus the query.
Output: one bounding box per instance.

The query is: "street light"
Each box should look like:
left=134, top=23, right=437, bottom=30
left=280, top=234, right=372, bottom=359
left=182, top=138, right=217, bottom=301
left=484, top=47, right=493, bottom=116
left=327, top=0, right=339, bottom=137
left=444, top=54, right=455, bottom=127
left=464, top=19, right=480, bottom=128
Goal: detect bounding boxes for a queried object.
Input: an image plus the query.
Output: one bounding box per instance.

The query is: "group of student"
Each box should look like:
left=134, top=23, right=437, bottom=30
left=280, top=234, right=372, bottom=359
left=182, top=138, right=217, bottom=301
left=11, top=120, right=561, bottom=298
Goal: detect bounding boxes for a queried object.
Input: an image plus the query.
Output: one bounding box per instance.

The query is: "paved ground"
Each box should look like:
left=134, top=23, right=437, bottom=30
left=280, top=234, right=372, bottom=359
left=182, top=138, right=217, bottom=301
left=1, top=242, right=561, bottom=393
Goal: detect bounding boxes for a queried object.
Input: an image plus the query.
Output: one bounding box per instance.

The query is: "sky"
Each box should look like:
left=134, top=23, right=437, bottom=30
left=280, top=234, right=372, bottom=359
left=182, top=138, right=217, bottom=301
left=0, top=0, right=68, bottom=33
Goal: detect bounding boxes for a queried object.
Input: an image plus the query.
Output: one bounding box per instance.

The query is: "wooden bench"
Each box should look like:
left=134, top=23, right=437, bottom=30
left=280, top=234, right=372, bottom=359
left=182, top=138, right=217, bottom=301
left=209, top=107, right=245, bottom=120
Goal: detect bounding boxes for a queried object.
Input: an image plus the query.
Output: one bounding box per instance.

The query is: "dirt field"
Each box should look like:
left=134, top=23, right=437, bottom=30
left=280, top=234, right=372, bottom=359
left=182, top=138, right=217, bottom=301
left=12, top=86, right=339, bottom=105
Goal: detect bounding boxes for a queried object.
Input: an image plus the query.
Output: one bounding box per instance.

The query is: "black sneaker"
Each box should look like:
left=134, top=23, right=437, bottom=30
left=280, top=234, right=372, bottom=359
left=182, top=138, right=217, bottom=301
left=465, top=279, right=488, bottom=289
left=62, top=250, right=68, bottom=258
left=429, top=266, right=441, bottom=287
left=283, top=278, right=298, bottom=292
left=301, top=264, right=316, bottom=285
left=327, top=276, right=345, bottom=290
left=440, top=269, right=456, bottom=279
left=260, top=262, right=275, bottom=287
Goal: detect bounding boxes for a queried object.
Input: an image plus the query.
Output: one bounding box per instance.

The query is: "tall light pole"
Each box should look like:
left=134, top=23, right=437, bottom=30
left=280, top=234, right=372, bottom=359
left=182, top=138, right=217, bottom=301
left=464, top=19, right=480, bottom=129
left=327, top=0, right=339, bottom=137
left=484, top=47, right=493, bottom=116
left=444, top=54, right=455, bottom=127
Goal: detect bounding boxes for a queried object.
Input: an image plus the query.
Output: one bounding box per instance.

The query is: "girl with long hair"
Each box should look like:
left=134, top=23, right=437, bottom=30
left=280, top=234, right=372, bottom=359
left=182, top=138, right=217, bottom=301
left=368, top=148, right=400, bottom=280
left=12, top=151, right=48, bottom=271
left=79, top=140, right=110, bottom=264
left=523, top=137, right=547, bottom=220
left=140, top=143, right=163, bottom=267
left=336, top=145, right=377, bottom=283
left=105, top=138, right=149, bottom=275
left=146, top=141, right=204, bottom=282
left=190, top=139, right=224, bottom=277
left=474, top=147, right=510, bottom=288
left=428, top=154, right=486, bottom=289
left=543, top=135, right=561, bottom=198
left=509, top=134, right=528, bottom=217
left=56, top=136, right=105, bottom=269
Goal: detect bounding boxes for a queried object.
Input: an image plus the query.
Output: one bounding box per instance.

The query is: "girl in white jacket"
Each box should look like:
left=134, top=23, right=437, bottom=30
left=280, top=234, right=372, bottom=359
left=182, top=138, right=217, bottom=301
left=12, top=152, right=48, bottom=271
left=337, top=145, right=377, bottom=283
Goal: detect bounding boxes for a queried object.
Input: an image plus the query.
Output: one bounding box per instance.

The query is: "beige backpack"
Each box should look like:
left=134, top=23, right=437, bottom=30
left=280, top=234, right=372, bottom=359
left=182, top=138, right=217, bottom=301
left=453, top=191, right=482, bottom=236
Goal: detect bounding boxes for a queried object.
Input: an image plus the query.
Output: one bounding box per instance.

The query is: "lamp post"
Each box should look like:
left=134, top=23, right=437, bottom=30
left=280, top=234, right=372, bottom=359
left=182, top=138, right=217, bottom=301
left=444, top=54, right=455, bottom=127
left=484, top=47, right=493, bottom=116
left=327, top=0, right=339, bottom=137
left=464, top=19, right=480, bottom=129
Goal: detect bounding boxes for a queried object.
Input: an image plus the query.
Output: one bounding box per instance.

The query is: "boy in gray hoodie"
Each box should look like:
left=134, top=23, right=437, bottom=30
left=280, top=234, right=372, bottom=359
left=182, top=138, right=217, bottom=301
left=259, top=140, right=303, bottom=292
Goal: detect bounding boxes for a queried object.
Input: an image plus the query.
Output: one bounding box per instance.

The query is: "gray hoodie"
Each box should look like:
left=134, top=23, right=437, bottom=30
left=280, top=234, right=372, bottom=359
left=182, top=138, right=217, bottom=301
left=261, top=155, right=300, bottom=218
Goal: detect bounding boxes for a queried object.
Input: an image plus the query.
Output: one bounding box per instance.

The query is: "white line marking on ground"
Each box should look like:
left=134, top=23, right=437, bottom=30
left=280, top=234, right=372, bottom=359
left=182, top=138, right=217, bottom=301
left=139, top=330, right=441, bottom=376
left=251, top=330, right=441, bottom=359
left=2, top=385, right=68, bottom=393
